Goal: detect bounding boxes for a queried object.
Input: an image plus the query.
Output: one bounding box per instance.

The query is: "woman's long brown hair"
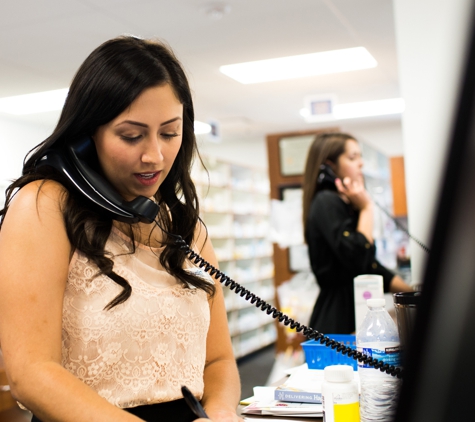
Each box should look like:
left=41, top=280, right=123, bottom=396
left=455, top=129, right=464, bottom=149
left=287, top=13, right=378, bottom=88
left=302, top=132, right=356, bottom=242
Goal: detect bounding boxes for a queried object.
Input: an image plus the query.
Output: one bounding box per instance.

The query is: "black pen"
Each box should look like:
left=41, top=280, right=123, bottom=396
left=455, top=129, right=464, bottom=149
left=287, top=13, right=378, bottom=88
left=181, top=385, right=209, bottom=419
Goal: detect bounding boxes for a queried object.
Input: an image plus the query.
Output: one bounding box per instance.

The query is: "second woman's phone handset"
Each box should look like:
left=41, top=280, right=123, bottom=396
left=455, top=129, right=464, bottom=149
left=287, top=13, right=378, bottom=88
left=317, top=164, right=338, bottom=187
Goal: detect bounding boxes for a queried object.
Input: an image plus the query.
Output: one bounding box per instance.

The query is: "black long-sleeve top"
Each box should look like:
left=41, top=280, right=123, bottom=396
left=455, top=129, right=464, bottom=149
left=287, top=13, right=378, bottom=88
left=306, top=190, right=394, bottom=334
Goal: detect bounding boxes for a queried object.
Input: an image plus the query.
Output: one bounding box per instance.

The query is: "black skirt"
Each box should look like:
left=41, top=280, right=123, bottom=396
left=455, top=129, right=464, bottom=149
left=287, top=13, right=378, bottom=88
left=31, top=398, right=197, bottom=422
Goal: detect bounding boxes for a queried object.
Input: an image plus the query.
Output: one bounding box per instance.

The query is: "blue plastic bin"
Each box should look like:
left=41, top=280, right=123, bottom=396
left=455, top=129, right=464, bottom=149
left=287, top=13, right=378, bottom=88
left=301, top=334, right=357, bottom=370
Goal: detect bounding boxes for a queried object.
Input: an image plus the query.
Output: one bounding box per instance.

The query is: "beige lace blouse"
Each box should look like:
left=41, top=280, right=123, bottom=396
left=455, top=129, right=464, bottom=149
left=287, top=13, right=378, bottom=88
left=61, top=226, right=212, bottom=408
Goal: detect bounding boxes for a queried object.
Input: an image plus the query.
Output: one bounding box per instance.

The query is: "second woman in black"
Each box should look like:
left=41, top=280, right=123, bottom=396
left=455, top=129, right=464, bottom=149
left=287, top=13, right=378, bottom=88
left=302, top=132, right=412, bottom=334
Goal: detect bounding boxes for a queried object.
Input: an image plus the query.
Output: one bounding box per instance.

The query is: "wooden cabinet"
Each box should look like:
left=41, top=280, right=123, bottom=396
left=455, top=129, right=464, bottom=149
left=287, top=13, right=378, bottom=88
left=390, top=156, right=408, bottom=217
left=192, top=157, right=277, bottom=358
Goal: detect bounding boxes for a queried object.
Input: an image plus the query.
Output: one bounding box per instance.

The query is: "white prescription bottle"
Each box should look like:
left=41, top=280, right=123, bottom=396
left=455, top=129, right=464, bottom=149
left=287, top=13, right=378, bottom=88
left=322, top=365, right=360, bottom=422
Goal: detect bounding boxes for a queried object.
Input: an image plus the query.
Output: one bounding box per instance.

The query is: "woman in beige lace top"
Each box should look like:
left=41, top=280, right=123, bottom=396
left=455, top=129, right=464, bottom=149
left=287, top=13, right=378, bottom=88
left=0, top=36, right=242, bottom=422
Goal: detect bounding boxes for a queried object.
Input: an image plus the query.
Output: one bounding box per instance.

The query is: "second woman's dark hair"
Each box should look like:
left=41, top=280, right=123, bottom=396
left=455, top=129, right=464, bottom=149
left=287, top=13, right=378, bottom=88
left=0, top=35, right=215, bottom=307
left=302, top=132, right=356, bottom=240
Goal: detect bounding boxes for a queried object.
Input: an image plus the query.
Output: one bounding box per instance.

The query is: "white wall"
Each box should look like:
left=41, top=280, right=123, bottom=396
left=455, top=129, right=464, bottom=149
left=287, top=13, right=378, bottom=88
left=197, top=134, right=269, bottom=169
left=0, top=115, right=52, bottom=186
left=340, top=119, right=404, bottom=157
left=393, top=0, right=473, bottom=284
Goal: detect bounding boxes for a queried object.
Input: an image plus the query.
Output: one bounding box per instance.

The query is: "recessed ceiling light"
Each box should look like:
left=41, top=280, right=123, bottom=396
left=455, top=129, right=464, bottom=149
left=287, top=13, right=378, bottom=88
left=219, top=47, right=377, bottom=84
left=0, top=88, right=69, bottom=115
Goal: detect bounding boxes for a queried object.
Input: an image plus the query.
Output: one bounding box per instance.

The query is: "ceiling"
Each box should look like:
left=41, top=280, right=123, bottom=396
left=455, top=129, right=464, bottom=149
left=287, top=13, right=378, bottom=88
left=0, top=0, right=400, bottom=146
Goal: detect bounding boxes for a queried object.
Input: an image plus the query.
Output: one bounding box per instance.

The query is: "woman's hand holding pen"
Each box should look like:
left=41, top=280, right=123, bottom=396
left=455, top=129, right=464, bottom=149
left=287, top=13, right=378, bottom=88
left=204, top=409, right=244, bottom=422
left=182, top=385, right=243, bottom=422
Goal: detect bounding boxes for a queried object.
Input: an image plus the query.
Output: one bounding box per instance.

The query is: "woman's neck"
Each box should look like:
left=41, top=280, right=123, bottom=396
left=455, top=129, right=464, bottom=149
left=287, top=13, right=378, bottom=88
left=113, top=220, right=164, bottom=248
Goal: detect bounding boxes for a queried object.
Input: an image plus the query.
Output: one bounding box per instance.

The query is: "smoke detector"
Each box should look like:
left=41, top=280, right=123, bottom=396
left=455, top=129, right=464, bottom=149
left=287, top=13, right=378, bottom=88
left=202, top=2, right=231, bottom=20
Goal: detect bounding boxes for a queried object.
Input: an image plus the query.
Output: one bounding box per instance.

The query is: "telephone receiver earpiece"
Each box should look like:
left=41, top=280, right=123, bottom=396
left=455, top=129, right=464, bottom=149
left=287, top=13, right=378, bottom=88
left=318, top=164, right=338, bottom=186
left=35, top=135, right=159, bottom=224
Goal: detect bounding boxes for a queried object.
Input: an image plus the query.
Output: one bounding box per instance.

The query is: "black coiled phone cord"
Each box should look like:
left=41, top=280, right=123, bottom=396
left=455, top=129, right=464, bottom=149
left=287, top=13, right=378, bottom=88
left=164, top=230, right=404, bottom=379
left=373, top=200, right=430, bottom=254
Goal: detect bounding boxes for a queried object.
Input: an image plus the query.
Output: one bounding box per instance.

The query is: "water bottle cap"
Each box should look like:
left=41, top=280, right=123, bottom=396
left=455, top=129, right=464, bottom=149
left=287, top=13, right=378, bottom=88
left=324, top=365, right=354, bottom=382
left=367, top=298, right=385, bottom=308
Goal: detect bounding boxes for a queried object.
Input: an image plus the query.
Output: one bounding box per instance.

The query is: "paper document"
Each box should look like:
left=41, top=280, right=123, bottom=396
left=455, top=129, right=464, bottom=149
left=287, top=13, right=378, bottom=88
left=243, top=417, right=320, bottom=421
left=241, top=400, right=323, bottom=417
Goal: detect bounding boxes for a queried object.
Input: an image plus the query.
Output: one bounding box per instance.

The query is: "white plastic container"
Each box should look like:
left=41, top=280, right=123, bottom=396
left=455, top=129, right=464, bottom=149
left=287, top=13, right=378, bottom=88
left=322, top=365, right=360, bottom=422
left=356, top=298, right=401, bottom=422
left=353, top=274, right=384, bottom=331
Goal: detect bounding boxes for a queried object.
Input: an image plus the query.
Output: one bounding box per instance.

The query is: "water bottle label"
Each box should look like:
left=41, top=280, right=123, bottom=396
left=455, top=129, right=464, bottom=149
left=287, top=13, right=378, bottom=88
left=358, top=346, right=401, bottom=368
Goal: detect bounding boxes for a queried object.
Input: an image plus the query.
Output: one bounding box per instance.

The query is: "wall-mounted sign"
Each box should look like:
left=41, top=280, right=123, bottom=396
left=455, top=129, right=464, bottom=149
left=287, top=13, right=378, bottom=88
left=278, top=134, right=315, bottom=176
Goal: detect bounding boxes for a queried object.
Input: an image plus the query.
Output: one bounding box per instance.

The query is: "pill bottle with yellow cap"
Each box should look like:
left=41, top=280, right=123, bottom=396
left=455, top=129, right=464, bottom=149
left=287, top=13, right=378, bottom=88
left=322, top=365, right=360, bottom=422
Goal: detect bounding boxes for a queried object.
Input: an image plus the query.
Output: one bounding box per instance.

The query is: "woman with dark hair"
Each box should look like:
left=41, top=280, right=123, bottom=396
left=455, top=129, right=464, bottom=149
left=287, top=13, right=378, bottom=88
left=302, top=132, right=412, bottom=334
left=0, top=36, right=242, bottom=422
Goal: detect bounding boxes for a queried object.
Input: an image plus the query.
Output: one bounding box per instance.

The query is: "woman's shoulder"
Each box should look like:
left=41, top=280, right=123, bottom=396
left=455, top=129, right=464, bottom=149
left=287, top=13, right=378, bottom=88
left=1, top=180, right=72, bottom=258
left=22, top=178, right=68, bottom=194
left=314, top=189, right=342, bottom=204
left=311, top=189, right=349, bottom=214
left=8, top=179, right=68, bottom=217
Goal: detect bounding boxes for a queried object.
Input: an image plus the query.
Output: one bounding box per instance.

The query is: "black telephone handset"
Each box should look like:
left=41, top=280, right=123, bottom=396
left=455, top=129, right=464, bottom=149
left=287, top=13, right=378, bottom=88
left=318, top=163, right=338, bottom=187
left=35, top=137, right=403, bottom=379
left=36, top=136, right=159, bottom=223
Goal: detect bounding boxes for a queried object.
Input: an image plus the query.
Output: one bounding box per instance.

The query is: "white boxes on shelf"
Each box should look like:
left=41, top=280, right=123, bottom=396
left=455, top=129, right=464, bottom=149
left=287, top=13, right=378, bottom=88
left=192, top=156, right=276, bottom=358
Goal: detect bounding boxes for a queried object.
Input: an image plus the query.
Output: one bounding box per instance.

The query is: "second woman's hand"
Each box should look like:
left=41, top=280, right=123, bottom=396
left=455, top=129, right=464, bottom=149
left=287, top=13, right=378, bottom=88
left=336, top=176, right=375, bottom=242
left=335, top=176, right=372, bottom=211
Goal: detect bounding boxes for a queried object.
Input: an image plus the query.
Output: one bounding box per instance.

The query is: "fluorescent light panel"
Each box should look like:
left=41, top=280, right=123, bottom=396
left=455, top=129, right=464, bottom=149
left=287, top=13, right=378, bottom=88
left=335, top=98, right=404, bottom=119
left=194, top=121, right=212, bottom=134
left=301, top=98, right=405, bottom=122
left=220, top=47, right=377, bottom=84
left=0, top=88, right=69, bottom=115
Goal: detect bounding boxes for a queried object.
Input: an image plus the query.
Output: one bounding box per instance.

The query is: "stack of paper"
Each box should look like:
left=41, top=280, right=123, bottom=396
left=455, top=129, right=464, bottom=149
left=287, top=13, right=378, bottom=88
left=240, top=366, right=360, bottom=419
left=273, top=367, right=325, bottom=404
left=241, top=400, right=322, bottom=417
left=240, top=377, right=323, bottom=418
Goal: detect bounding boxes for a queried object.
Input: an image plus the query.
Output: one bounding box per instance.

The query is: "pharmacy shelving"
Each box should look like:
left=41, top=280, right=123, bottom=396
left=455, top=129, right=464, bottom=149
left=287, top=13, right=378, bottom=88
left=192, top=156, right=277, bottom=358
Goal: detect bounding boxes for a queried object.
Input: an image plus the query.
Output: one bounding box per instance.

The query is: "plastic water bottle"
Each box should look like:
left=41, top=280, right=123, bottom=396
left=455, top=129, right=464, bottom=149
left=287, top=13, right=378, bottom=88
left=356, top=298, right=401, bottom=421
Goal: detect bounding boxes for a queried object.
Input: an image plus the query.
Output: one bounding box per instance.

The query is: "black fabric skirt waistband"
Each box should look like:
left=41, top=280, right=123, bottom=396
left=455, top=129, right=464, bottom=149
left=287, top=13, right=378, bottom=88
left=31, top=398, right=197, bottom=422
